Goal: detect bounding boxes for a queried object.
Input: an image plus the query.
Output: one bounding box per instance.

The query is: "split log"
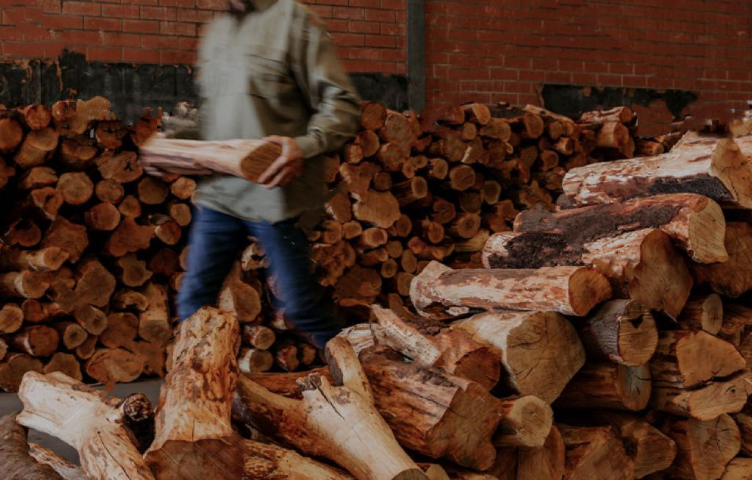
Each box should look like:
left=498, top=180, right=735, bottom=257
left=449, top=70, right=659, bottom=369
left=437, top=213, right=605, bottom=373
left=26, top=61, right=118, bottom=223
left=29, top=187, right=63, bottom=219
left=454, top=310, right=586, bottom=403
left=484, top=228, right=692, bottom=319
left=139, top=137, right=282, bottom=182
left=0, top=246, right=69, bottom=272
left=20, top=104, right=52, bottom=129
left=238, top=347, right=273, bottom=374
left=393, top=177, right=429, bottom=206
left=0, top=271, right=51, bottom=299
left=57, top=172, right=93, bottom=205
left=361, top=101, right=387, bottom=130
left=487, top=425, right=565, bottom=480
left=411, top=261, right=612, bottom=318
left=559, top=425, right=634, bottom=480
left=59, top=136, right=98, bottom=170
left=119, top=195, right=142, bottom=218
left=17, top=371, right=155, bottom=479
left=579, top=106, right=634, bottom=125
left=170, top=176, right=196, bottom=199
left=241, top=324, right=276, bottom=349
left=150, top=215, right=182, bottom=245
left=218, top=264, right=261, bottom=323
left=0, top=353, right=43, bottom=392
left=359, top=348, right=505, bottom=470
left=493, top=395, right=554, bottom=448
left=74, top=258, right=116, bottom=307
left=19, top=166, right=57, bottom=190
left=14, top=128, right=59, bottom=169
left=650, top=330, right=746, bottom=389
left=28, top=443, right=87, bottom=480
left=85, top=348, right=144, bottom=384
left=371, top=305, right=500, bottom=390
left=139, top=282, right=171, bottom=343
left=21, top=299, right=63, bottom=323
left=168, top=202, right=191, bottom=227
left=0, top=303, right=23, bottom=333
left=724, top=459, right=752, bottom=480
left=95, top=178, right=125, bottom=203
left=42, top=217, right=88, bottom=263
left=138, top=176, right=169, bottom=205
left=236, top=340, right=427, bottom=480
left=0, top=117, right=23, bottom=153
left=10, top=325, right=59, bottom=357
left=105, top=217, right=154, bottom=257
left=692, top=222, right=752, bottom=298
left=662, top=415, right=740, bottom=480
left=97, top=151, right=143, bottom=183
left=651, top=371, right=750, bottom=420
left=43, top=352, right=82, bottom=381
left=85, top=202, right=121, bottom=231
left=556, top=362, right=651, bottom=411
left=53, top=321, right=87, bottom=349
left=512, top=194, right=727, bottom=264
left=678, top=294, right=723, bottom=335
left=577, top=300, right=658, bottom=366
left=355, top=129, right=381, bottom=157
left=563, top=134, right=752, bottom=208
left=113, top=289, right=150, bottom=311
left=74, top=334, right=98, bottom=360
left=447, top=165, right=476, bottom=191
left=5, top=221, right=42, bottom=247
left=100, top=312, right=139, bottom=349
left=353, top=190, right=401, bottom=228
left=0, top=413, right=64, bottom=480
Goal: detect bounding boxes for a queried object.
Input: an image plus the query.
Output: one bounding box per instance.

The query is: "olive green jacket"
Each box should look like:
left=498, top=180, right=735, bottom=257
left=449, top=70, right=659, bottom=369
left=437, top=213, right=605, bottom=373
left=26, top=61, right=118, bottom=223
left=193, top=0, right=360, bottom=223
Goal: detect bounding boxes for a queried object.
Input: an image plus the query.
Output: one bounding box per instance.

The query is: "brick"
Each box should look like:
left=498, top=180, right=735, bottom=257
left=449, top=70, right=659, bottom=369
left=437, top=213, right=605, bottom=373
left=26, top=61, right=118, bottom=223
left=133, top=0, right=159, bottom=5
left=177, top=36, right=198, bottom=50
left=123, top=19, right=160, bottom=34
left=84, top=17, right=122, bottom=31
left=364, top=34, right=394, bottom=47
left=140, top=6, right=177, bottom=20
left=177, top=8, right=214, bottom=22
left=43, top=14, right=83, bottom=30
left=380, top=23, right=402, bottom=36
left=103, top=4, right=140, bottom=18
left=0, top=26, right=22, bottom=41
left=332, top=33, right=364, bottom=46
left=571, top=72, right=598, bottom=85
left=101, top=32, right=141, bottom=47
left=21, top=23, right=53, bottom=41
left=61, top=1, right=100, bottom=16
left=364, top=9, right=394, bottom=22
left=160, top=21, right=195, bottom=36
left=348, top=20, right=380, bottom=34
left=123, top=48, right=160, bottom=62
left=54, top=29, right=101, bottom=45
left=41, top=0, right=61, bottom=13
left=333, top=7, right=363, bottom=19
left=161, top=0, right=196, bottom=6
left=161, top=49, right=195, bottom=64
left=380, top=0, right=403, bottom=9
left=195, top=0, right=225, bottom=9
left=323, top=19, right=348, bottom=32
left=349, top=0, right=379, bottom=6
left=87, top=46, right=122, bottom=61
left=141, top=34, right=178, bottom=49
left=4, top=41, right=64, bottom=57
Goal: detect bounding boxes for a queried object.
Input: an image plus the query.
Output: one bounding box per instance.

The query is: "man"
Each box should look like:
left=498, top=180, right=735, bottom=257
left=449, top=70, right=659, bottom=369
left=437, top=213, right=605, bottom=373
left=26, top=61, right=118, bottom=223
left=158, top=0, right=361, bottom=349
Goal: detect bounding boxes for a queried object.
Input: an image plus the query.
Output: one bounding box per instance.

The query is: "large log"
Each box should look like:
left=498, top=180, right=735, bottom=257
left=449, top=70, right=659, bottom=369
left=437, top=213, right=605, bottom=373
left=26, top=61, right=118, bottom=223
left=678, top=294, right=724, bottom=335
left=662, top=415, right=740, bottom=480
left=16, top=371, right=155, bottom=480
left=411, top=261, right=612, bottom=318
left=0, top=271, right=51, bottom=299
left=0, top=413, right=64, bottom=480
left=453, top=310, right=585, bottom=403
left=724, top=459, right=752, bottom=480
left=562, top=133, right=752, bottom=208
left=556, top=362, right=651, bottom=411
left=576, top=299, right=658, bottom=366
left=28, top=443, right=86, bottom=480
left=651, top=371, right=750, bottom=420
left=235, top=339, right=427, bottom=480
left=484, top=228, right=692, bottom=319
left=0, top=353, right=43, bottom=392
left=512, top=194, right=727, bottom=264
left=0, top=303, right=23, bottom=333
left=487, top=425, right=565, bottom=480
left=139, top=282, right=171, bottom=344
left=692, top=222, right=752, bottom=298
left=371, top=305, right=500, bottom=390
left=139, top=136, right=282, bottom=182
left=0, top=246, right=69, bottom=272
left=559, top=425, right=634, bottom=480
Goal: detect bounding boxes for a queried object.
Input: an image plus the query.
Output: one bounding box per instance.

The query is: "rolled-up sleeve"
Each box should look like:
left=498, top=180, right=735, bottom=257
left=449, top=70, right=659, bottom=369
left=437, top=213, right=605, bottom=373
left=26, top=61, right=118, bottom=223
left=290, top=10, right=362, bottom=159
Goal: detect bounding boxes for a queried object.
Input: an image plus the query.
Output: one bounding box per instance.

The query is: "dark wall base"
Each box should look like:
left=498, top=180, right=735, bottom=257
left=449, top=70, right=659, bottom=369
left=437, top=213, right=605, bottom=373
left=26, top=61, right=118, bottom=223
left=0, top=51, right=408, bottom=124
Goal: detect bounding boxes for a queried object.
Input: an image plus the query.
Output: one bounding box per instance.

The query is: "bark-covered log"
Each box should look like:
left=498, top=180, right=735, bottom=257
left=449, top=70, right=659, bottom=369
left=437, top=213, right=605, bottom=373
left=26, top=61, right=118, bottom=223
left=576, top=300, right=657, bottom=366
left=16, top=371, right=155, bottom=479
left=453, top=310, right=585, bottom=403
left=411, top=261, right=612, bottom=318
left=0, top=413, right=64, bottom=480
left=691, top=222, right=752, bottom=298
left=556, top=362, right=651, bottom=411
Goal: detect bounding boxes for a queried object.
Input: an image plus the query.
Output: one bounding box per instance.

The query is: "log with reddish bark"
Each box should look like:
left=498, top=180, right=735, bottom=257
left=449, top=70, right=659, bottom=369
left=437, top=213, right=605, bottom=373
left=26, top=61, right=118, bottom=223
left=661, top=415, right=741, bottom=480
left=17, top=371, right=155, bottom=480
left=484, top=228, right=693, bottom=319
left=0, top=413, right=65, bottom=480
left=556, top=362, right=651, bottom=411
left=559, top=425, right=634, bottom=480
left=692, top=222, right=752, bottom=298
left=453, top=310, right=586, bottom=403
left=411, top=261, right=612, bottom=318
left=576, top=299, right=658, bottom=367
left=563, top=133, right=752, bottom=208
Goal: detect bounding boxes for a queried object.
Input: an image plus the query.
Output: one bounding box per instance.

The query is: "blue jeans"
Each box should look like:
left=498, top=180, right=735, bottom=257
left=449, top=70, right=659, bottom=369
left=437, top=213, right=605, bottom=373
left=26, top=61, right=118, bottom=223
left=177, top=206, right=344, bottom=349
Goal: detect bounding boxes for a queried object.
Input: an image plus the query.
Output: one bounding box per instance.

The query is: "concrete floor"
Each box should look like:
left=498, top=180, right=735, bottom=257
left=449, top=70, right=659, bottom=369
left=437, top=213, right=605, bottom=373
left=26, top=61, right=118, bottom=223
left=0, top=378, right=164, bottom=463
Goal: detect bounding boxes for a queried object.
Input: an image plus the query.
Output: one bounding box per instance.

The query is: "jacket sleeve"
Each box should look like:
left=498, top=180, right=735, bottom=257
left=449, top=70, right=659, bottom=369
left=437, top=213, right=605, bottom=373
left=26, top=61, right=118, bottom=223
left=289, top=8, right=362, bottom=159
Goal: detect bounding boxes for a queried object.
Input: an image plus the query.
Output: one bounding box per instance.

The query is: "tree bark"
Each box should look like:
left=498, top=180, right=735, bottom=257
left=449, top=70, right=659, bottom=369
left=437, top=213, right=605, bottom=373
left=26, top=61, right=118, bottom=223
left=0, top=413, right=64, bottom=480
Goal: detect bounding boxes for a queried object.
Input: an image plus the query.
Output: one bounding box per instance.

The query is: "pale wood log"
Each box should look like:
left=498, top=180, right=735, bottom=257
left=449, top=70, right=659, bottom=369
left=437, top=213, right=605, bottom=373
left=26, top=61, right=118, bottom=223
left=493, top=395, right=554, bottom=448
left=411, top=261, right=612, bottom=318
left=96, top=151, right=143, bottom=183
left=559, top=425, right=634, bottom=480
left=139, top=282, right=171, bottom=343
left=372, top=305, right=500, bottom=390
left=562, top=133, right=752, bottom=208
left=85, top=202, right=121, bottom=231
left=241, top=324, right=276, bottom=349
left=650, top=330, right=745, bottom=389
left=17, top=371, right=154, bottom=479
left=140, top=136, right=282, bottom=182
left=43, top=352, right=82, bottom=381
left=238, top=347, right=273, bottom=374
left=95, top=178, right=125, bottom=203
left=0, top=413, right=65, bottom=480
left=577, top=299, right=658, bottom=366
left=678, top=294, right=723, bottom=335
left=28, top=443, right=86, bottom=480
left=42, top=217, right=88, bottom=263
left=454, top=310, right=586, bottom=403
left=692, top=222, right=752, bottom=298
left=662, top=415, right=740, bottom=480
left=483, top=228, right=692, bottom=319
left=236, top=348, right=427, bottom=479
left=0, top=303, right=23, bottom=333
left=651, top=371, right=750, bottom=420
left=579, top=106, right=634, bottom=125
left=218, top=264, right=261, bottom=323
left=512, top=194, right=727, bottom=264
left=556, top=362, right=651, bottom=411
left=170, top=176, right=196, bottom=199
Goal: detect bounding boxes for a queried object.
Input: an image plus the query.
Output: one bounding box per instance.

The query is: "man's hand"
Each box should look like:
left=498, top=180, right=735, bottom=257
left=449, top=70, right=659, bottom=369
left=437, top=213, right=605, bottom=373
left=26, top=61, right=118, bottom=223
left=258, top=136, right=304, bottom=189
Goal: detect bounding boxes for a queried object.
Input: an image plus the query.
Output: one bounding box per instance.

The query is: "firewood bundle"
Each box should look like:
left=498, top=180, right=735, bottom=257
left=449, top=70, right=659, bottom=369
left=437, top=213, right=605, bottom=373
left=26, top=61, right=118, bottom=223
left=0, top=97, right=188, bottom=392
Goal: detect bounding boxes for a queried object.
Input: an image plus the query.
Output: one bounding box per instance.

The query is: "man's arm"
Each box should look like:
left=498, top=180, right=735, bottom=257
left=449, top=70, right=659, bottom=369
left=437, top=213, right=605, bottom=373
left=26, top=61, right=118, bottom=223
left=258, top=6, right=361, bottom=188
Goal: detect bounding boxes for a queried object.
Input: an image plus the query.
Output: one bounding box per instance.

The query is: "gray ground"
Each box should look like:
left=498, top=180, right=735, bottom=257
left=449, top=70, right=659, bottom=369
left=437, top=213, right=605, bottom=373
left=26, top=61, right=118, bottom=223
left=0, top=378, right=164, bottom=463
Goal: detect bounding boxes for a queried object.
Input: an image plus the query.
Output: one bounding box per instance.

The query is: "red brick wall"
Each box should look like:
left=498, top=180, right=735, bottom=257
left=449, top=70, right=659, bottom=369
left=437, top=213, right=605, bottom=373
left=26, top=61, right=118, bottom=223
left=425, top=0, right=752, bottom=111
left=0, top=0, right=406, bottom=74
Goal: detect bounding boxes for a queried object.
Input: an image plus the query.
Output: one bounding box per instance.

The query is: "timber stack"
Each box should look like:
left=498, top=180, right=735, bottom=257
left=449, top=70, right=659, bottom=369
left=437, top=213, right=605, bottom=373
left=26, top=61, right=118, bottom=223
left=3, top=99, right=752, bottom=478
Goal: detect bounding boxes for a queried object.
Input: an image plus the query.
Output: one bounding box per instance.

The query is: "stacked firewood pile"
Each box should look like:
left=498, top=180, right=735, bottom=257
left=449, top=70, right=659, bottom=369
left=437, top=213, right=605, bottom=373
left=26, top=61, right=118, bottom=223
left=0, top=97, right=184, bottom=391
